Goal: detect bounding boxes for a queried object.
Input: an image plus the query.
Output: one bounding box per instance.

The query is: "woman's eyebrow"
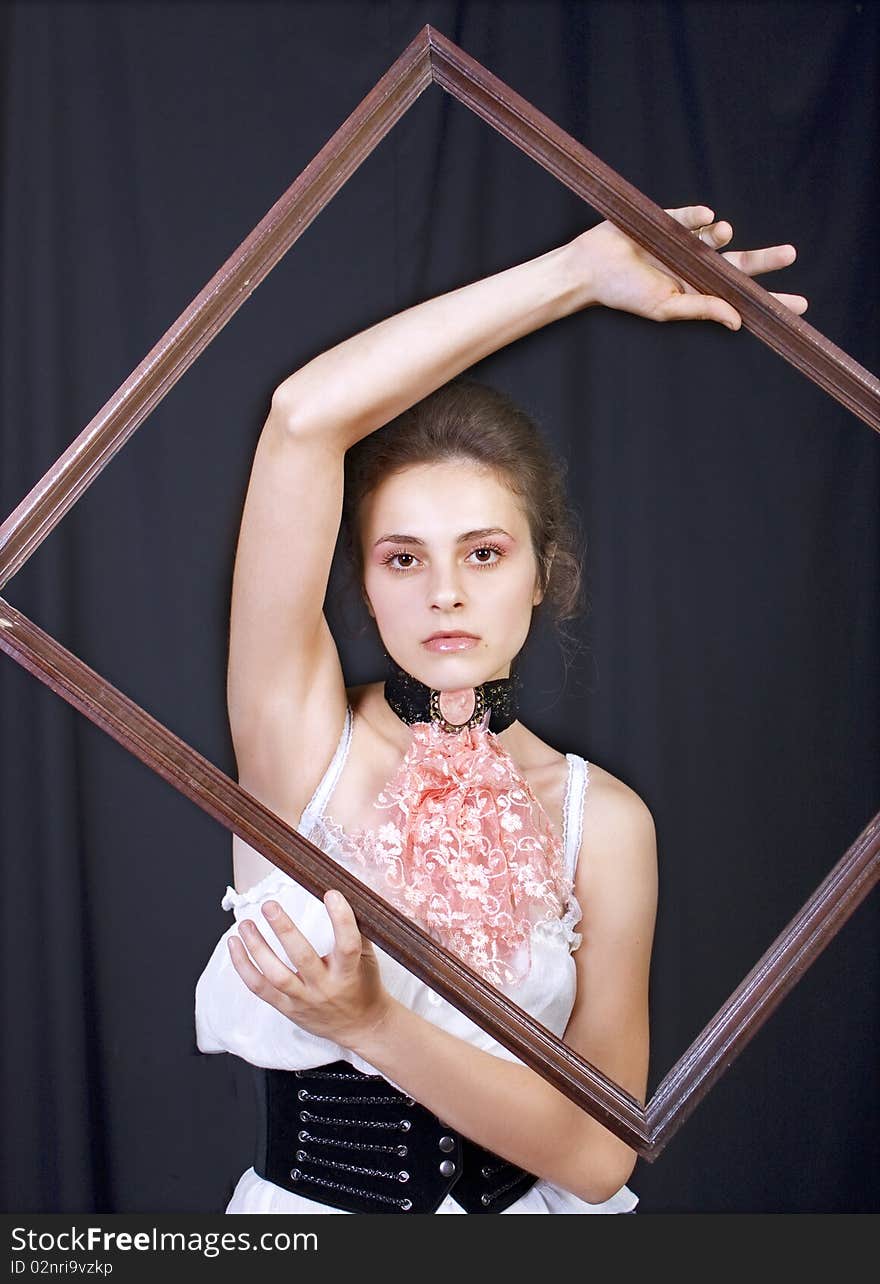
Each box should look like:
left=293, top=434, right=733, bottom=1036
left=373, top=527, right=514, bottom=547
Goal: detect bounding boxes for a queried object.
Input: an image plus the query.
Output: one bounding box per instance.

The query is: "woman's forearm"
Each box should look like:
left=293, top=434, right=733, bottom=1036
left=274, top=240, right=595, bottom=449
left=349, top=996, right=635, bottom=1205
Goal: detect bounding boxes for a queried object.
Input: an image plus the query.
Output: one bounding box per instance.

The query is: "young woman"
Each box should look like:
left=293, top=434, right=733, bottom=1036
left=195, top=206, right=806, bottom=1214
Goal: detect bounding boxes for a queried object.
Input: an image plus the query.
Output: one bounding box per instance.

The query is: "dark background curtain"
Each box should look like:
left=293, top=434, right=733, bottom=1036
left=1, top=0, right=877, bottom=1214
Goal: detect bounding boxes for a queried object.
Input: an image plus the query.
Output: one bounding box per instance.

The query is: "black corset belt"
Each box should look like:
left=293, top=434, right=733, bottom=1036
left=253, top=1060, right=541, bottom=1214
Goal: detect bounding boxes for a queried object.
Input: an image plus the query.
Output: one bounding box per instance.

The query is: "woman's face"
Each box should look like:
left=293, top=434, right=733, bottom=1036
left=359, top=459, right=544, bottom=689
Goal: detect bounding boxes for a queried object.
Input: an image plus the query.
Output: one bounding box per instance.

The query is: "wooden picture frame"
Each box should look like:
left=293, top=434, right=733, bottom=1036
left=1, top=24, right=877, bottom=1160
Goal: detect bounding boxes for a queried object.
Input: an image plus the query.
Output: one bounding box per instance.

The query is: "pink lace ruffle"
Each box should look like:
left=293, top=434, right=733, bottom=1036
left=316, top=719, right=576, bottom=989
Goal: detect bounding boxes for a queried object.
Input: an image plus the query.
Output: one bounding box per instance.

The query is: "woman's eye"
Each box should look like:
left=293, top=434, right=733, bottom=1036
left=382, top=550, right=420, bottom=572
left=469, top=545, right=502, bottom=566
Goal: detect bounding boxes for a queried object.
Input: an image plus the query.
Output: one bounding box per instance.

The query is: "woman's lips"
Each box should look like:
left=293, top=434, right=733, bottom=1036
left=423, top=635, right=479, bottom=653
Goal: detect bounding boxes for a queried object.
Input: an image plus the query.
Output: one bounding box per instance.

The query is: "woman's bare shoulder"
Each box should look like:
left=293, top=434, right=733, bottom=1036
left=526, top=723, right=657, bottom=894
left=584, top=758, right=651, bottom=812
left=575, top=756, right=658, bottom=903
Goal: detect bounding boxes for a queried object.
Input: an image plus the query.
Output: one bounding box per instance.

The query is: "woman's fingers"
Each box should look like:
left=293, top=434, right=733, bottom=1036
left=665, top=205, right=733, bottom=246
left=769, top=292, right=809, bottom=313
left=260, top=901, right=327, bottom=981
left=228, top=894, right=366, bottom=993
left=224, top=895, right=389, bottom=1048
left=697, top=220, right=734, bottom=249
left=228, top=905, right=320, bottom=994
left=666, top=208, right=799, bottom=280
left=656, top=288, right=742, bottom=330
left=227, top=931, right=300, bottom=1003
left=666, top=204, right=716, bottom=230
left=657, top=284, right=808, bottom=327
left=323, top=890, right=366, bottom=973
left=722, top=243, right=797, bottom=277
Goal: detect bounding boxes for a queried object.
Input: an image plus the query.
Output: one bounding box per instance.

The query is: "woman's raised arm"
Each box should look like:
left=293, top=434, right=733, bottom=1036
left=271, top=239, right=592, bottom=448
left=273, top=201, right=804, bottom=451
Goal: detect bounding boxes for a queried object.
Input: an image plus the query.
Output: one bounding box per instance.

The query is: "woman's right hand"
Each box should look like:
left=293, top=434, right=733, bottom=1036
left=572, top=203, right=808, bottom=331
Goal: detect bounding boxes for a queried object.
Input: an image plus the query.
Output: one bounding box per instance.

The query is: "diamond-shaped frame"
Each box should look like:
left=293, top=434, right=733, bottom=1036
left=1, top=25, right=877, bottom=1160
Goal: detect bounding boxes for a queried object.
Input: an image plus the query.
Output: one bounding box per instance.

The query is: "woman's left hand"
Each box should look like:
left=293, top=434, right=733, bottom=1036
left=227, top=890, right=392, bottom=1050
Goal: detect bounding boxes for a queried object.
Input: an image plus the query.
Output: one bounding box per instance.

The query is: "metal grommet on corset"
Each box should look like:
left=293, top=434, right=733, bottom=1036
left=255, top=1060, right=540, bottom=1214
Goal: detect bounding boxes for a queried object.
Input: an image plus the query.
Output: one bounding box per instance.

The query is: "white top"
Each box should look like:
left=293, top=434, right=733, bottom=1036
left=195, top=704, right=638, bottom=1214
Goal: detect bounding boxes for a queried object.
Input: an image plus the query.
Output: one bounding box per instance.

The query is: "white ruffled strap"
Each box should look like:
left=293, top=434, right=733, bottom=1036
left=298, top=704, right=353, bottom=838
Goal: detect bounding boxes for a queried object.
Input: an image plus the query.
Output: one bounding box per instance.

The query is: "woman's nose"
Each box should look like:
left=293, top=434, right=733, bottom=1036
left=427, top=565, right=466, bottom=609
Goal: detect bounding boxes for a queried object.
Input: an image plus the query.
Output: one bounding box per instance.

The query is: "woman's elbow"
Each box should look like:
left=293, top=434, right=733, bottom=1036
left=565, top=1136, right=638, bottom=1205
left=583, top=1166, right=635, bottom=1206
left=269, top=379, right=304, bottom=433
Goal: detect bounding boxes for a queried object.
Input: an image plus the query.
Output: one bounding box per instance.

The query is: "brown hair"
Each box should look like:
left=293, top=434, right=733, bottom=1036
left=338, top=377, right=587, bottom=660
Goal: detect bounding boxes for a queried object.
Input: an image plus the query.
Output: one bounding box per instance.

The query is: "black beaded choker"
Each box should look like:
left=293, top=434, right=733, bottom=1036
left=383, top=655, right=520, bottom=734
